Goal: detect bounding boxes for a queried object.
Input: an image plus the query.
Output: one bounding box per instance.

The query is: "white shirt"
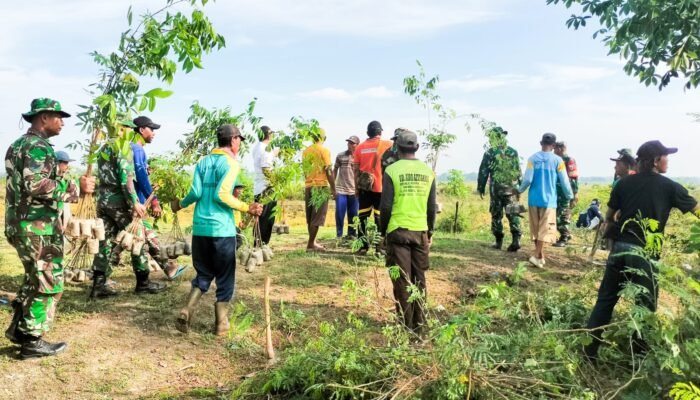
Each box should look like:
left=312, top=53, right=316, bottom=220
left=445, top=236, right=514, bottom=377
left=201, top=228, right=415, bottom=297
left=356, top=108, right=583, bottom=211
left=253, top=141, right=276, bottom=195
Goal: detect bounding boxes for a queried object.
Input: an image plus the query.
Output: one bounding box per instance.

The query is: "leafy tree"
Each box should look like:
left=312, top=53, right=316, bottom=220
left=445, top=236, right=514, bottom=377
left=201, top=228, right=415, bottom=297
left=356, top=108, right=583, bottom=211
left=547, top=0, right=700, bottom=90
left=443, top=169, right=468, bottom=198
left=177, top=99, right=261, bottom=166
left=403, top=60, right=466, bottom=171
left=72, top=0, right=226, bottom=168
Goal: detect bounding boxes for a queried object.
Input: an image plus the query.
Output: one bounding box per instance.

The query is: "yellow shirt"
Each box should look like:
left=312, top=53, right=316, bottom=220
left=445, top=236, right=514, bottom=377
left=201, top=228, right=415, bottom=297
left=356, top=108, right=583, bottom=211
left=302, top=143, right=332, bottom=188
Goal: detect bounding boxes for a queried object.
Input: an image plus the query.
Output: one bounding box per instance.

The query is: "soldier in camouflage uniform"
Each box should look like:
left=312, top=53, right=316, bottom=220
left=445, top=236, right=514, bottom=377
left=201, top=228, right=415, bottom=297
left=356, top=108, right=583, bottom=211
left=477, top=127, right=522, bottom=252
left=381, top=129, right=400, bottom=173
left=4, top=98, right=95, bottom=359
left=553, top=142, right=579, bottom=247
left=90, top=131, right=168, bottom=298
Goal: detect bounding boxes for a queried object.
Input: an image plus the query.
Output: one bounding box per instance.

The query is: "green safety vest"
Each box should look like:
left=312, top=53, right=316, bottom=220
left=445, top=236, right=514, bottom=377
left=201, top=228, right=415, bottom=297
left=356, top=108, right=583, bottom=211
left=385, top=159, right=434, bottom=234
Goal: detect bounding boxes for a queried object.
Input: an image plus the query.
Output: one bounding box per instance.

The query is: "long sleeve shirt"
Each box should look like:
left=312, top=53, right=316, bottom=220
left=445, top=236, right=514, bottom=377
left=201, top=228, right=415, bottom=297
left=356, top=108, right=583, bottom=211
left=180, top=149, right=249, bottom=237
left=519, top=151, right=573, bottom=209
left=130, top=142, right=158, bottom=207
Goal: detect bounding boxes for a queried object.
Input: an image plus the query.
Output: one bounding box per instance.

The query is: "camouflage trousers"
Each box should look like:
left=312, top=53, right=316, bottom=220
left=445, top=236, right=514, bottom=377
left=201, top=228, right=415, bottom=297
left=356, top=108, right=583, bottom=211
left=556, top=198, right=572, bottom=240
left=490, top=194, right=522, bottom=239
left=92, top=207, right=165, bottom=278
left=11, top=234, right=64, bottom=337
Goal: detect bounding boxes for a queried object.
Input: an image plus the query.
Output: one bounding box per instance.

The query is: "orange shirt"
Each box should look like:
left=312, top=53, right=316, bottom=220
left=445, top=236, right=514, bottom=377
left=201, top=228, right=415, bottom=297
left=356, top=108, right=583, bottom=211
left=302, top=142, right=332, bottom=188
left=353, top=137, right=393, bottom=192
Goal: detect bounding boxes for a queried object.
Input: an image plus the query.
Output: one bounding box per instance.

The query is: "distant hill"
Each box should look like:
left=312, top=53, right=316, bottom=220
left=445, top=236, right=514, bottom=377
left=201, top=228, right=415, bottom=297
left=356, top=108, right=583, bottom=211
left=438, top=172, right=700, bottom=186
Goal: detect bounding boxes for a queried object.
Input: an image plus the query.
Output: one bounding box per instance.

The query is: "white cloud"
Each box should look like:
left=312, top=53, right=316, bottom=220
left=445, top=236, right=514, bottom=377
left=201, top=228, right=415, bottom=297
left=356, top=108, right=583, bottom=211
left=214, top=0, right=511, bottom=37
left=443, top=64, right=618, bottom=93
left=298, top=86, right=396, bottom=101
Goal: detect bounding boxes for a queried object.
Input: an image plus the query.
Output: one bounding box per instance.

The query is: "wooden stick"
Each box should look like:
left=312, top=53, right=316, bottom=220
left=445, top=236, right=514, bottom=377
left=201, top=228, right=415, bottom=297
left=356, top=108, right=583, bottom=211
left=588, top=222, right=604, bottom=261
left=264, top=275, right=275, bottom=361
left=452, top=201, right=459, bottom=235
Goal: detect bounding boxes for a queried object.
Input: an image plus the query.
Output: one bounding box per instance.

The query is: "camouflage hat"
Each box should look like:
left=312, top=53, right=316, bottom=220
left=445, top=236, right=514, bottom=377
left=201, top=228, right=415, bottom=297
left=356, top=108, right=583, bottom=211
left=610, top=148, right=635, bottom=164
left=22, top=98, right=71, bottom=122
left=395, top=128, right=419, bottom=151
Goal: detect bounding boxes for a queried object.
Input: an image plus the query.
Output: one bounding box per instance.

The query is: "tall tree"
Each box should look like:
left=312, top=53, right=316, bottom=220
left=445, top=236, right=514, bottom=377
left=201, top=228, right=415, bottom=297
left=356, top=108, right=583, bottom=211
left=547, top=0, right=700, bottom=90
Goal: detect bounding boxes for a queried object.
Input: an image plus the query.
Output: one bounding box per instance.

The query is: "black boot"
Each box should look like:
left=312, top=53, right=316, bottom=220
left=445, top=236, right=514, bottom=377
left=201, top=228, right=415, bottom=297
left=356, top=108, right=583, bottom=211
left=134, top=272, right=166, bottom=294
left=19, top=337, right=67, bottom=360
left=553, top=237, right=569, bottom=247
left=4, top=301, right=22, bottom=344
left=90, top=272, right=118, bottom=299
left=507, top=235, right=521, bottom=252
left=491, top=235, right=504, bottom=250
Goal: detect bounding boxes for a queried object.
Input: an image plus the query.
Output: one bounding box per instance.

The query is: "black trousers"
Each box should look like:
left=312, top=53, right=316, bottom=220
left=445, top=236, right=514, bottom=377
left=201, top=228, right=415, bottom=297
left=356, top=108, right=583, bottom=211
left=385, top=229, right=430, bottom=331
left=191, top=236, right=237, bottom=302
left=358, top=190, right=382, bottom=250
left=254, top=193, right=277, bottom=245
left=585, top=241, right=658, bottom=357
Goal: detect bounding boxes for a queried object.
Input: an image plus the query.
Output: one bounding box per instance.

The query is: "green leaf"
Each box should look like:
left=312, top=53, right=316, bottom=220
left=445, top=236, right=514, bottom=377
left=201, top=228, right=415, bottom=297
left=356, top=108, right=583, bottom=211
left=144, top=88, right=173, bottom=98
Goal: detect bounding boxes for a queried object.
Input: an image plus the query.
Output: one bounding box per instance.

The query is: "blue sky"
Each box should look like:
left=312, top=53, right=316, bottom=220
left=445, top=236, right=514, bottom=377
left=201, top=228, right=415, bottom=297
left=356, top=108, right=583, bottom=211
left=2, top=0, right=699, bottom=177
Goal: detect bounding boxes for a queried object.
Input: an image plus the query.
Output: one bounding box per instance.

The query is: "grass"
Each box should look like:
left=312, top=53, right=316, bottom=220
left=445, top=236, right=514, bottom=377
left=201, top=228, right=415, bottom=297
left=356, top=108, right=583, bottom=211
left=0, top=183, right=697, bottom=398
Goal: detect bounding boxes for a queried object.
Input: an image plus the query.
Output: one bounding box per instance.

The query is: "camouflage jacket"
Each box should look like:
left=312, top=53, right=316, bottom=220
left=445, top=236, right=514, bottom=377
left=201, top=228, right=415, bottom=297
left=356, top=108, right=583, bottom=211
left=381, top=146, right=399, bottom=174
left=557, top=155, right=579, bottom=197
left=4, top=129, right=79, bottom=238
left=96, top=144, right=139, bottom=211
left=477, top=146, right=521, bottom=196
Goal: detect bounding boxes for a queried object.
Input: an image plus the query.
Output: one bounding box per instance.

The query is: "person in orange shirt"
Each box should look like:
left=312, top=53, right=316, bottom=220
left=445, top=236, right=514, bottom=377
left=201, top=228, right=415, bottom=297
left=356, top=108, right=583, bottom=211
left=302, top=128, right=336, bottom=251
left=352, top=120, right=393, bottom=254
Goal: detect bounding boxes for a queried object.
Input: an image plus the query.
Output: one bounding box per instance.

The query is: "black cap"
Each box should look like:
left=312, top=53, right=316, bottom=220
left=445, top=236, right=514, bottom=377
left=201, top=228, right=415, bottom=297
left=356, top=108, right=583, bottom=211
left=367, top=120, right=383, bottom=136
left=541, top=132, right=557, bottom=145
left=610, top=148, right=636, bottom=164
left=216, top=124, right=247, bottom=142
left=234, top=183, right=245, bottom=189
left=133, top=116, right=161, bottom=130
left=637, top=140, right=677, bottom=160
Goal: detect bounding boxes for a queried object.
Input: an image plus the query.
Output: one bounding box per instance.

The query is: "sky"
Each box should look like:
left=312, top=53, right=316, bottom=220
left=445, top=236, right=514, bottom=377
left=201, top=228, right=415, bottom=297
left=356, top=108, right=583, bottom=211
left=1, top=0, right=699, bottom=177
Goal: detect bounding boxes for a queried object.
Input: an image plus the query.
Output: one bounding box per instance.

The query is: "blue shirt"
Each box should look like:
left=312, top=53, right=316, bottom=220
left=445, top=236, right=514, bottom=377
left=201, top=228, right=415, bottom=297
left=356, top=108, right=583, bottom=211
left=130, top=142, right=157, bottom=205
left=519, top=151, right=573, bottom=208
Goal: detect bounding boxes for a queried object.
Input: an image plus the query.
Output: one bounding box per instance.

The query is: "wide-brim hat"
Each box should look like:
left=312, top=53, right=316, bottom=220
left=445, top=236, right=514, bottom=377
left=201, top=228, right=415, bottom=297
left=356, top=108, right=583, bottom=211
left=22, top=98, right=71, bottom=122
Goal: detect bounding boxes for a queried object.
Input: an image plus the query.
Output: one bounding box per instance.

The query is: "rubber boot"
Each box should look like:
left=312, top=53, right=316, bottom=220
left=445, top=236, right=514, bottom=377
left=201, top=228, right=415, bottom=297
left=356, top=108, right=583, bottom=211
left=4, top=301, right=22, bottom=344
left=90, top=272, right=118, bottom=299
left=134, top=271, right=166, bottom=294
left=214, top=302, right=230, bottom=336
left=176, top=288, right=204, bottom=333
left=506, top=235, right=521, bottom=252
left=553, top=237, right=569, bottom=248
left=19, top=337, right=67, bottom=360
left=491, top=235, right=504, bottom=250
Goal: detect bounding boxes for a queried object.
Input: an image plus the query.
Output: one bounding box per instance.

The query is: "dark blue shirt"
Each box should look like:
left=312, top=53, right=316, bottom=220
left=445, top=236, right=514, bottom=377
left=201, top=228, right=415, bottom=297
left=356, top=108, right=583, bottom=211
left=130, top=142, right=157, bottom=204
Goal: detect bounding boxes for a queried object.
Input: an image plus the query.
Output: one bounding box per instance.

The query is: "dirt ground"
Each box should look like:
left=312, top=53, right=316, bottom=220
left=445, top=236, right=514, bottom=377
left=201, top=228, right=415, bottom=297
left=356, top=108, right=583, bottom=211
left=0, top=199, right=601, bottom=399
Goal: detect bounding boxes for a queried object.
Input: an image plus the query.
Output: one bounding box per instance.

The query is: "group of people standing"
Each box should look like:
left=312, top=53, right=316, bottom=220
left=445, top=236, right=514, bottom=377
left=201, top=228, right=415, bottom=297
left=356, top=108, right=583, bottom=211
left=4, top=97, right=700, bottom=363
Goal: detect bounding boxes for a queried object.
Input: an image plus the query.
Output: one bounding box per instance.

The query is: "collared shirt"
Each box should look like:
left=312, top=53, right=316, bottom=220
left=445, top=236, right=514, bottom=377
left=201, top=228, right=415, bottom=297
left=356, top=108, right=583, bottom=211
left=4, top=129, right=78, bottom=237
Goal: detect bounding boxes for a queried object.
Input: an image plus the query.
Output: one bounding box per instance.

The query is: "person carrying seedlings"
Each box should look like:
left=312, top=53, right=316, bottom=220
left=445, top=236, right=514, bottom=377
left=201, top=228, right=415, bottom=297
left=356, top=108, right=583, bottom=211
left=302, top=128, right=336, bottom=252
left=584, top=140, right=700, bottom=361
left=333, top=135, right=360, bottom=239
left=130, top=116, right=188, bottom=279
left=171, top=124, right=262, bottom=335
left=4, top=98, right=95, bottom=359
left=55, top=150, right=76, bottom=232
left=353, top=120, right=393, bottom=254
left=552, top=141, right=579, bottom=247
left=90, top=119, right=170, bottom=298
left=477, top=126, right=523, bottom=252
left=233, top=183, right=251, bottom=245
left=252, top=125, right=279, bottom=246
left=379, top=129, right=437, bottom=333
left=518, top=133, right=573, bottom=269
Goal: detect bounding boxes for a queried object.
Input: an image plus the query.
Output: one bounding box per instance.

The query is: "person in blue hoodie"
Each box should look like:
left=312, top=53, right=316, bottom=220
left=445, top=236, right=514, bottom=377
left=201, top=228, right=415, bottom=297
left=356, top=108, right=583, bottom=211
left=518, top=133, right=573, bottom=268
